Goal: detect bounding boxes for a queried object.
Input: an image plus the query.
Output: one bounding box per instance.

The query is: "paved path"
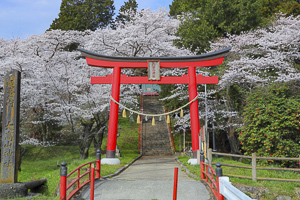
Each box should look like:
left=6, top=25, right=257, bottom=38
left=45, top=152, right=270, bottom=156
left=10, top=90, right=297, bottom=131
left=81, top=156, right=210, bottom=200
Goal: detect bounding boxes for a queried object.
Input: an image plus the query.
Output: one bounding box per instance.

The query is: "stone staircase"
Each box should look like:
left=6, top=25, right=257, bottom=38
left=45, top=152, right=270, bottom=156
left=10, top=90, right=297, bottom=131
left=141, top=96, right=173, bottom=156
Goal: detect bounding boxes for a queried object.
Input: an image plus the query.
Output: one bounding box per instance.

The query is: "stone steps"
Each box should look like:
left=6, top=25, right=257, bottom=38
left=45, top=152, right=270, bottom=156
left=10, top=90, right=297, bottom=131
left=142, top=96, right=173, bottom=156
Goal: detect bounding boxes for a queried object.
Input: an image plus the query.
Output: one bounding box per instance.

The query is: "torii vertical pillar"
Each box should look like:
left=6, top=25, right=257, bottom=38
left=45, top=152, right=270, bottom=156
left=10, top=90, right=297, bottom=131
left=105, top=66, right=121, bottom=164
left=188, top=66, right=200, bottom=158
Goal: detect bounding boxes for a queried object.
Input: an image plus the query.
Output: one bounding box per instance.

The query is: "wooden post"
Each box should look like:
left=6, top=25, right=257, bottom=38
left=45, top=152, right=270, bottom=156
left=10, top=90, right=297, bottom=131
left=203, top=127, right=207, bottom=158
left=207, top=148, right=212, bottom=175
left=77, top=169, right=80, bottom=188
left=200, top=151, right=205, bottom=180
left=90, top=164, right=95, bottom=200
left=208, top=148, right=212, bottom=167
left=1, top=70, right=21, bottom=183
left=179, top=132, right=181, bottom=153
left=60, top=161, right=67, bottom=200
left=252, top=153, right=257, bottom=181
left=183, top=129, right=186, bottom=154
left=96, top=149, right=101, bottom=178
left=173, top=167, right=178, bottom=200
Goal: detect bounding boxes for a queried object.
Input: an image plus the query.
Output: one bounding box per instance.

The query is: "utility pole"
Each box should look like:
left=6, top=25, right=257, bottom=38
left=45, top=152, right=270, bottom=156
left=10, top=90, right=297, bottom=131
left=205, top=84, right=208, bottom=154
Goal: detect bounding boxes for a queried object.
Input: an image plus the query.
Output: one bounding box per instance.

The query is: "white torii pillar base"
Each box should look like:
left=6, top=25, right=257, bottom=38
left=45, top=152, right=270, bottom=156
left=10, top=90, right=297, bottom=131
left=187, top=158, right=198, bottom=165
left=101, top=158, right=121, bottom=165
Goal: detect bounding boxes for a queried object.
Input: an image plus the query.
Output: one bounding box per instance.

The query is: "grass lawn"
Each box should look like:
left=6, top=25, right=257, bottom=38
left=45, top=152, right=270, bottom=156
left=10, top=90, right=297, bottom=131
left=16, top=146, right=139, bottom=199
left=6, top=114, right=140, bottom=199
left=178, top=155, right=300, bottom=200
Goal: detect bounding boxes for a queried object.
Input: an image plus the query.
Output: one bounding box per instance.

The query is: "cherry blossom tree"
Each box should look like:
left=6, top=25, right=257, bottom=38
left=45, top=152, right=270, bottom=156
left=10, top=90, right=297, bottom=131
left=0, top=8, right=192, bottom=158
left=0, top=31, right=122, bottom=158
left=160, top=14, right=300, bottom=153
left=209, top=14, right=300, bottom=153
left=83, top=8, right=191, bottom=57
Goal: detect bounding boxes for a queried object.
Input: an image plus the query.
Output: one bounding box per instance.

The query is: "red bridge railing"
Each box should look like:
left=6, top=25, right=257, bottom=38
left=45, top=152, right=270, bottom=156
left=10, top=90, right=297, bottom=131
left=60, top=149, right=101, bottom=200
left=200, top=151, right=224, bottom=200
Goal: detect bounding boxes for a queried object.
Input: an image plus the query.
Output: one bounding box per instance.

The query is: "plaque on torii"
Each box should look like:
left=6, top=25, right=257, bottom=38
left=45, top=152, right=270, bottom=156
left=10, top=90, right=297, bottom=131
left=79, top=47, right=231, bottom=163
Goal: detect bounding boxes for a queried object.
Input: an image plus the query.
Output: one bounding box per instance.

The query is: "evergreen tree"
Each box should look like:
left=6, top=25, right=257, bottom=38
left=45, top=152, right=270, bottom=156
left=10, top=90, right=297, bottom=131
left=239, top=83, right=300, bottom=166
left=49, top=0, right=115, bottom=31
left=169, top=0, right=202, bottom=16
left=115, top=0, right=138, bottom=24
left=169, top=0, right=262, bottom=53
left=170, top=0, right=299, bottom=53
left=260, top=0, right=300, bottom=18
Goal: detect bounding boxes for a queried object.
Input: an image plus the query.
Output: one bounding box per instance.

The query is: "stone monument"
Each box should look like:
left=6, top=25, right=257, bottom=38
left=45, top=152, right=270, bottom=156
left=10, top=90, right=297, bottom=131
left=1, top=70, right=21, bottom=183
left=0, top=70, right=48, bottom=199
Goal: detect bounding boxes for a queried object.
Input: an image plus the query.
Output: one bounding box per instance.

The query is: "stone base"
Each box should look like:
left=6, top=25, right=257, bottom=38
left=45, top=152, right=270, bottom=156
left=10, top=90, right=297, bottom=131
left=187, top=158, right=198, bottom=165
left=101, top=158, right=121, bottom=165
left=0, top=183, right=27, bottom=199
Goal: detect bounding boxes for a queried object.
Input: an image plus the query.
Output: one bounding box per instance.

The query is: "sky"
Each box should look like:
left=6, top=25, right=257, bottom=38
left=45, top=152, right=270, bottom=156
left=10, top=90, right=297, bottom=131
left=0, top=0, right=173, bottom=40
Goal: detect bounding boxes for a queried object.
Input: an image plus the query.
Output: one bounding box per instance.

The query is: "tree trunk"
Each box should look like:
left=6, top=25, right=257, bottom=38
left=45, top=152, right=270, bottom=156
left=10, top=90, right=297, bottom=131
left=221, top=133, right=227, bottom=152
left=93, top=126, right=106, bottom=152
left=223, top=86, right=241, bottom=154
left=78, top=111, right=109, bottom=159
left=42, top=123, right=47, bottom=143
left=227, top=125, right=240, bottom=154
left=79, top=144, right=92, bottom=160
left=78, top=122, right=94, bottom=159
left=79, top=136, right=94, bottom=159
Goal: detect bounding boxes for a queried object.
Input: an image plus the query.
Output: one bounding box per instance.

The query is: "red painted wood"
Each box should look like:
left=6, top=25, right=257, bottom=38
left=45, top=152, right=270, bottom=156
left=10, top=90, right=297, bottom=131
left=201, top=163, right=224, bottom=200
left=188, top=67, right=200, bottom=154
left=60, top=176, right=67, bottom=200
left=86, top=58, right=146, bottom=68
left=67, top=161, right=96, bottom=178
left=106, top=66, right=121, bottom=156
left=67, top=180, right=90, bottom=200
left=200, top=126, right=205, bottom=141
left=173, top=167, right=178, bottom=200
left=91, top=75, right=218, bottom=84
left=90, top=167, right=95, bottom=200
left=96, top=159, right=101, bottom=178
left=64, top=160, right=100, bottom=200
left=86, top=57, right=224, bottom=68
left=77, top=169, right=80, bottom=188
left=201, top=161, right=205, bottom=180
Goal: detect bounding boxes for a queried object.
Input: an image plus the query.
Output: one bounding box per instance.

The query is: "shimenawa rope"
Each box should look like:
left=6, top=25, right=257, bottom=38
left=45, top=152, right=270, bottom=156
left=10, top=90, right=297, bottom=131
left=110, top=95, right=198, bottom=117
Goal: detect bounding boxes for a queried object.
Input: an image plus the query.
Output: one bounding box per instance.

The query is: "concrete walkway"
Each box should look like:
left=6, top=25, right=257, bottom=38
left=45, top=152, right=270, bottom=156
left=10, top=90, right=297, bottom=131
left=80, top=156, right=210, bottom=200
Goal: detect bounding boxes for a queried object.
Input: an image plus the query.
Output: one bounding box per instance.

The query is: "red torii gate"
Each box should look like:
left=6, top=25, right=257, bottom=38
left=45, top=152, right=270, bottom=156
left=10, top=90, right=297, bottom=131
left=79, top=47, right=231, bottom=164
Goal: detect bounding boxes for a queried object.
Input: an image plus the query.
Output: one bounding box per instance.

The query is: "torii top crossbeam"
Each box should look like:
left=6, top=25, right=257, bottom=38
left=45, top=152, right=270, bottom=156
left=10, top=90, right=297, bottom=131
left=79, top=47, right=231, bottom=68
left=79, top=47, right=231, bottom=163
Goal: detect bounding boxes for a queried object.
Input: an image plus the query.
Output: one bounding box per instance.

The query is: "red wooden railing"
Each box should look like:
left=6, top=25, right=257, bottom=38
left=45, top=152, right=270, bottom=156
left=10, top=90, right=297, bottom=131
left=200, top=151, right=224, bottom=200
left=60, top=150, right=101, bottom=200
